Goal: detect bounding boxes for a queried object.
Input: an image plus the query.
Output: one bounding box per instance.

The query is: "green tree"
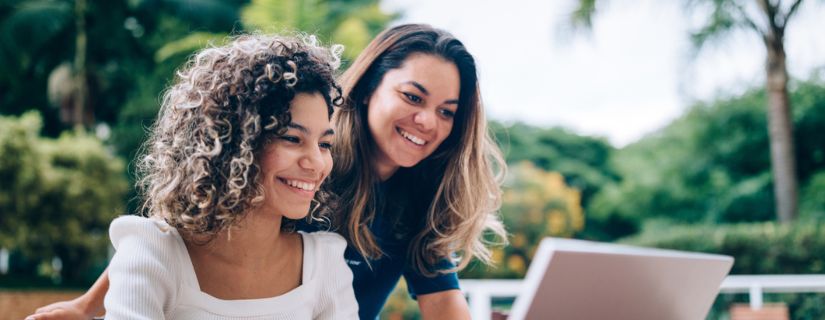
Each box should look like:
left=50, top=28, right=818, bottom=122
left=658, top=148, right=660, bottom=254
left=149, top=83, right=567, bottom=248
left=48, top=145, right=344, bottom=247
left=491, top=121, right=621, bottom=239
left=0, top=112, right=129, bottom=284
left=492, top=122, right=617, bottom=207
left=589, top=79, right=825, bottom=231
left=240, top=0, right=394, bottom=62
left=153, top=0, right=395, bottom=68
left=571, top=0, right=819, bottom=222
left=0, top=0, right=246, bottom=133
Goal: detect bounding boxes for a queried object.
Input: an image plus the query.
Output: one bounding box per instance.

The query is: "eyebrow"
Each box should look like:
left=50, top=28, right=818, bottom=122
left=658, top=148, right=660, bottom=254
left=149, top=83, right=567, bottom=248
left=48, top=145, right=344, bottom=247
left=287, top=123, right=335, bottom=136
left=405, top=81, right=430, bottom=96
left=404, top=81, right=459, bottom=105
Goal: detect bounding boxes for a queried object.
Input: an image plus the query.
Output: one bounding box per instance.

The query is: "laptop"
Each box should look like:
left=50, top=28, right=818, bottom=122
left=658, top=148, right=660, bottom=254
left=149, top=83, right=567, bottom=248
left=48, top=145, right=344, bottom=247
left=508, top=237, right=734, bottom=320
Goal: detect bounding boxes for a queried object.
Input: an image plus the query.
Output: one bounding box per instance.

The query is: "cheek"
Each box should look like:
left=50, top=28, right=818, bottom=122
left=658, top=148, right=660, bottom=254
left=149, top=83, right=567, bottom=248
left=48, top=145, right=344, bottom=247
left=438, top=121, right=455, bottom=142
left=259, top=156, right=276, bottom=178
left=366, top=108, right=381, bottom=133
left=323, top=154, right=333, bottom=176
left=261, top=147, right=292, bottom=175
left=367, top=94, right=401, bottom=129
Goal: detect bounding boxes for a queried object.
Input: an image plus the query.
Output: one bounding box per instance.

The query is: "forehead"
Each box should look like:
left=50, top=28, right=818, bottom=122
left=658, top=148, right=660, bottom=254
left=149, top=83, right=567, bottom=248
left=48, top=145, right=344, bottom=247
left=288, top=92, right=330, bottom=126
left=386, top=53, right=460, bottom=96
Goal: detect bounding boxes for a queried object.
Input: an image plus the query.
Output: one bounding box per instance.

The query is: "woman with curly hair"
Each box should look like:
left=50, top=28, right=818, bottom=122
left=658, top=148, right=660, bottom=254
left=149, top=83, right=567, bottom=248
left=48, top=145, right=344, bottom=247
left=29, top=24, right=504, bottom=320
left=99, top=34, right=355, bottom=319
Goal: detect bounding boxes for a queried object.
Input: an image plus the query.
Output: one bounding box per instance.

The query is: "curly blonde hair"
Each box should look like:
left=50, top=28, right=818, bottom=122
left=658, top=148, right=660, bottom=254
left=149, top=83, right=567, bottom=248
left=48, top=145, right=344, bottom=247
left=136, top=34, right=343, bottom=240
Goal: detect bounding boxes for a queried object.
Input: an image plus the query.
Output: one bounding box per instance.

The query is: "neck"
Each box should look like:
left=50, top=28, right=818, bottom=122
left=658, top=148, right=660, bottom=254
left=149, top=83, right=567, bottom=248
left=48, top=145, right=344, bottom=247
left=185, top=207, right=288, bottom=268
left=182, top=207, right=304, bottom=300
left=373, top=155, right=399, bottom=181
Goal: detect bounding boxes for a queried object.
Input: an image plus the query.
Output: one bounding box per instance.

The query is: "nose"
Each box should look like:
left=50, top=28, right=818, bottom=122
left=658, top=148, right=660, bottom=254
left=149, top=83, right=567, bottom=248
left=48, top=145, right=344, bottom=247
left=298, top=145, right=326, bottom=173
left=413, top=110, right=436, bottom=132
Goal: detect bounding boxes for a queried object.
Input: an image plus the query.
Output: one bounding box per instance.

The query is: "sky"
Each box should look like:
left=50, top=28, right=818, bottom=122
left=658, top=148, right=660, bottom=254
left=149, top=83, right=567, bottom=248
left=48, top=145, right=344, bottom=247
left=380, top=0, right=825, bottom=147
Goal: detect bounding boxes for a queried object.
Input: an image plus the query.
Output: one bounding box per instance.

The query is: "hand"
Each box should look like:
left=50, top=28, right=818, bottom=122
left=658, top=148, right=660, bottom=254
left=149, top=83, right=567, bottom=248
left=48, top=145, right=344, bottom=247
left=25, top=298, right=95, bottom=320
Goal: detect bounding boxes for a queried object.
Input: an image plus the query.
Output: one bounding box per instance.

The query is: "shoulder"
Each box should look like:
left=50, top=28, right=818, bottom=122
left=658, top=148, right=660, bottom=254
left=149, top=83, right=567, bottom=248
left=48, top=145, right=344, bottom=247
left=110, top=215, right=176, bottom=239
left=107, top=215, right=184, bottom=289
left=109, top=215, right=182, bottom=258
left=105, top=217, right=182, bottom=317
left=301, top=231, right=350, bottom=277
left=301, top=231, right=358, bottom=318
left=301, top=231, right=347, bottom=254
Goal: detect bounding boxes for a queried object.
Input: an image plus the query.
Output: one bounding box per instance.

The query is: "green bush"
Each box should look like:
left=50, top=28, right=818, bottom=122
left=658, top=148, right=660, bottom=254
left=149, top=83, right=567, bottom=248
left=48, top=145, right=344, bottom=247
left=0, top=111, right=129, bottom=286
left=624, top=221, right=825, bottom=274
left=800, top=171, right=825, bottom=220
left=623, top=221, right=825, bottom=318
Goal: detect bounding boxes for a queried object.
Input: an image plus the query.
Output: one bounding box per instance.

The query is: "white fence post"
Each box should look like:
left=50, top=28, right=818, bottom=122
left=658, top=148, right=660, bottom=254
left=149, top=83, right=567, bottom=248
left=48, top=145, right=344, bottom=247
left=749, top=283, right=763, bottom=310
left=0, top=247, right=8, bottom=274
left=469, top=289, right=492, bottom=320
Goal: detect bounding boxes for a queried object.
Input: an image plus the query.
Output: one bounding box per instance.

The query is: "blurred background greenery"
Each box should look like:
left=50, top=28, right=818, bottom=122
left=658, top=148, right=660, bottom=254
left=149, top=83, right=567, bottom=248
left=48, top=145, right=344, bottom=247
left=0, top=0, right=394, bottom=286
left=1, top=0, right=824, bottom=319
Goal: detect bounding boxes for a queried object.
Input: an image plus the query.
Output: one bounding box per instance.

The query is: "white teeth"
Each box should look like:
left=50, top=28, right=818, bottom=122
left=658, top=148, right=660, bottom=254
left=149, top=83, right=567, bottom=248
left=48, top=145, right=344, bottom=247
left=285, top=179, right=316, bottom=191
left=399, top=129, right=426, bottom=145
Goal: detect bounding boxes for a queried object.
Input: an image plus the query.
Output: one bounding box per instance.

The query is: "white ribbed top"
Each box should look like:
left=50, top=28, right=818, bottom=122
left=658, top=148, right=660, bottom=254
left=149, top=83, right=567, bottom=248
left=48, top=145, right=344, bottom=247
left=103, top=216, right=358, bottom=320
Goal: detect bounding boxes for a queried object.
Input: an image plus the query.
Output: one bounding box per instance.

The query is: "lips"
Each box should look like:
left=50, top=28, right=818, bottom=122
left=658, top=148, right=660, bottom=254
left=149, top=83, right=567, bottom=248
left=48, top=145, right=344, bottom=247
left=278, top=178, right=320, bottom=192
left=397, top=127, right=427, bottom=146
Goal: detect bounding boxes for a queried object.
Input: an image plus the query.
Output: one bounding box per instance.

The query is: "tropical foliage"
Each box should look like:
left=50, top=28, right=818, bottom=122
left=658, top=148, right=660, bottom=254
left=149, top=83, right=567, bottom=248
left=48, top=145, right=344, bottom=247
left=0, top=112, right=128, bottom=285
left=570, top=0, right=821, bottom=223
left=589, top=79, right=825, bottom=233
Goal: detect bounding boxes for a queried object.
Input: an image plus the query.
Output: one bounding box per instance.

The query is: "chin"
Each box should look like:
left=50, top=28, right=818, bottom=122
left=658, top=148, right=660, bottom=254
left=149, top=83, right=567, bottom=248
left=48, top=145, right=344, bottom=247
left=393, top=155, right=427, bottom=168
left=284, top=212, right=310, bottom=221
left=279, top=206, right=312, bottom=220
left=401, top=162, right=422, bottom=169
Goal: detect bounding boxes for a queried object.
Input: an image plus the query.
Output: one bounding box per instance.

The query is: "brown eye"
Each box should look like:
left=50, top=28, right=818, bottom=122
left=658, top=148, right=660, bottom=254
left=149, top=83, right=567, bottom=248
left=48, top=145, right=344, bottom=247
left=280, top=136, right=300, bottom=144
left=440, top=108, right=456, bottom=119
left=403, top=92, right=422, bottom=104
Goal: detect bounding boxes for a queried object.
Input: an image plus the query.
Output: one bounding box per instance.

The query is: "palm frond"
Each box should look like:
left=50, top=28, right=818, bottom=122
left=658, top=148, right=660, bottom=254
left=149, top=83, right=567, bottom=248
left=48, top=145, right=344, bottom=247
left=154, top=31, right=229, bottom=63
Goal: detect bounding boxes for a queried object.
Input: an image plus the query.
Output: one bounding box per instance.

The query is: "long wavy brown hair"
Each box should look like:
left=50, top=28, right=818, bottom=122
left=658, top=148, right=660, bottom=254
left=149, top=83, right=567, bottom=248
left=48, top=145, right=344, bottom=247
left=331, top=24, right=507, bottom=276
left=136, top=34, right=342, bottom=241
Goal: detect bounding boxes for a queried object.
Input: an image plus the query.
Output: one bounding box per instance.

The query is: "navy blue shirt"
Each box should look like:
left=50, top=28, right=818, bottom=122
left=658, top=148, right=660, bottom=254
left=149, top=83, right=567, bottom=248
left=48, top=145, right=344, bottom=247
left=298, top=176, right=459, bottom=320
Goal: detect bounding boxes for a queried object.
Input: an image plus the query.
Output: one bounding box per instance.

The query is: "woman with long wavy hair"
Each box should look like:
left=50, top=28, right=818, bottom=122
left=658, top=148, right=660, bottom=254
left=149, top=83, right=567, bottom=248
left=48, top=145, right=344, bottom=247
left=322, top=23, right=507, bottom=319
left=28, top=24, right=505, bottom=320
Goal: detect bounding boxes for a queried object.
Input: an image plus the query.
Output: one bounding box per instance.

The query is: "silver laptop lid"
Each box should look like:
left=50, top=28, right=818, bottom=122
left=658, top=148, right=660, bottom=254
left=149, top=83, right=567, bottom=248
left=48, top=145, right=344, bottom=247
left=508, top=238, right=734, bottom=320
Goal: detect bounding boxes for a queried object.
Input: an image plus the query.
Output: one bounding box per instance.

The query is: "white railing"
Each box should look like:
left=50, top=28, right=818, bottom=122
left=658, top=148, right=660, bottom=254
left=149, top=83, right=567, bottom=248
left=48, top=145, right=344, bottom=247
left=461, top=275, right=825, bottom=320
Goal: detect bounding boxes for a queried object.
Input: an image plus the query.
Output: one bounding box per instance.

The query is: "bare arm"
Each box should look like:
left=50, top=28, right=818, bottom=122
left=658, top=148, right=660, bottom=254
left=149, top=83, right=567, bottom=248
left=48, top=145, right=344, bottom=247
left=417, top=289, right=471, bottom=320
left=26, top=268, right=109, bottom=320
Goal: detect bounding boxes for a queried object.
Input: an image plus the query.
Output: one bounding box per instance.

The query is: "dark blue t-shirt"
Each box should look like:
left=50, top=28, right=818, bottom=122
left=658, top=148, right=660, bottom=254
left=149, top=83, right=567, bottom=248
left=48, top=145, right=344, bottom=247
left=297, top=177, right=459, bottom=320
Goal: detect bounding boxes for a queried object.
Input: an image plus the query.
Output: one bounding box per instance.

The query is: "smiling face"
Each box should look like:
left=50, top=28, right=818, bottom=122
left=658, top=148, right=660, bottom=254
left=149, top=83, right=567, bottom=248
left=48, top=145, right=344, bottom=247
left=258, top=92, right=334, bottom=219
left=366, top=53, right=461, bottom=179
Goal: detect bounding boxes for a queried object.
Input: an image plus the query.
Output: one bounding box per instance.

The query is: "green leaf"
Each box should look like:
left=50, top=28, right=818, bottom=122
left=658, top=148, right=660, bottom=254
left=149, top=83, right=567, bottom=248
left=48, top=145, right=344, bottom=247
left=154, top=32, right=229, bottom=63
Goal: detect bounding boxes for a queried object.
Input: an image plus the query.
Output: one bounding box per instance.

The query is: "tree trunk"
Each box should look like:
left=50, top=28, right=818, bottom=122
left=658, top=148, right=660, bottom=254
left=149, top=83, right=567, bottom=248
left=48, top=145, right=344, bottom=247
left=73, top=0, right=90, bottom=129
left=764, top=34, right=798, bottom=223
